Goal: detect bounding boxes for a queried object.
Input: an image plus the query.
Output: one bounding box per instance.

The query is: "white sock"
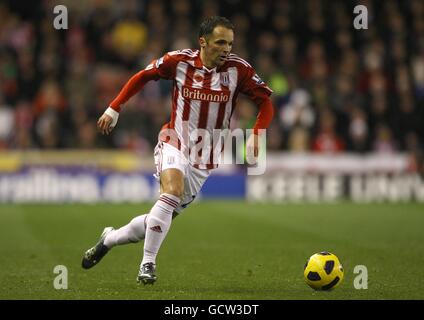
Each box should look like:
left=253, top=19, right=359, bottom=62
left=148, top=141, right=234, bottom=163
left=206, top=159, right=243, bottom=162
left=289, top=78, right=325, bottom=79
left=104, top=214, right=148, bottom=248
left=141, top=193, right=180, bottom=265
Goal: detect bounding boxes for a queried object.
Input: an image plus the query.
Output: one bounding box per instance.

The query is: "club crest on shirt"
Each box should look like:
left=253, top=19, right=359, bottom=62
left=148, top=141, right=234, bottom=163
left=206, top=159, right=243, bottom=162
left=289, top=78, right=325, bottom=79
left=194, top=74, right=203, bottom=83
left=220, top=72, right=229, bottom=86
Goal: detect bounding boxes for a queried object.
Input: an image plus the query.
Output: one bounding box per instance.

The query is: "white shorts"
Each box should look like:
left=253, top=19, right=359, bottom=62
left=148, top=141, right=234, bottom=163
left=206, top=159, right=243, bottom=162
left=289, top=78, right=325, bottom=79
left=153, top=141, right=211, bottom=213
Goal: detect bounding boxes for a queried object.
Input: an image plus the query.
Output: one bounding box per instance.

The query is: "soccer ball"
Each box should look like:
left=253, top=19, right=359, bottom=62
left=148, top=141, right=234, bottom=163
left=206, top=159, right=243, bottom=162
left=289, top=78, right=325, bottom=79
left=303, top=251, right=344, bottom=290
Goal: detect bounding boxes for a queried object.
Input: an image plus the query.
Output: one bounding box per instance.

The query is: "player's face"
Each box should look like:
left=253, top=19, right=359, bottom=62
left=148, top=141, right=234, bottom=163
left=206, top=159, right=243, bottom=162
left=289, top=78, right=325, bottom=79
left=200, top=26, right=234, bottom=68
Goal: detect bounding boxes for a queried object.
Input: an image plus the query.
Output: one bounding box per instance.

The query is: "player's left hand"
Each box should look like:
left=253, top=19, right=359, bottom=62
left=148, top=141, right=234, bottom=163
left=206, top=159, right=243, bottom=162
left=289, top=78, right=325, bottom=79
left=246, top=132, right=260, bottom=165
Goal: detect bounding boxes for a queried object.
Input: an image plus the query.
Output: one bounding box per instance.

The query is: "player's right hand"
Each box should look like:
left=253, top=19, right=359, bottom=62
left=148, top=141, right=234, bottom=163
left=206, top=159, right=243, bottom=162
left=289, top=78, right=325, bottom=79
left=97, top=114, right=114, bottom=135
left=97, top=107, right=119, bottom=135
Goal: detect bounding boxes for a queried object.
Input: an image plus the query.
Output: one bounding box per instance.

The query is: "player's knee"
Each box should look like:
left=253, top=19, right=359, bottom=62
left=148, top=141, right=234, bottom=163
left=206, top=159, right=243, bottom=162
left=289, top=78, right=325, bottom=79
left=160, top=169, right=184, bottom=199
left=162, top=184, right=184, bottom=199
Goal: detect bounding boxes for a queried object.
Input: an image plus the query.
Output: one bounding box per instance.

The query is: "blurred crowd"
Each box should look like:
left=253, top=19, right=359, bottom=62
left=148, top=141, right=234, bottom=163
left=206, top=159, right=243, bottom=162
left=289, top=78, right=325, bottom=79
left=0, top=0, right=423, bottom=170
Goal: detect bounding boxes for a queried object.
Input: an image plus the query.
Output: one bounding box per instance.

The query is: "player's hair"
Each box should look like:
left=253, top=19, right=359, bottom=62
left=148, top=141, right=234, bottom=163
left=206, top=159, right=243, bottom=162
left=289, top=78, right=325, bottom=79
left=199, top=16, right=234, bottom=38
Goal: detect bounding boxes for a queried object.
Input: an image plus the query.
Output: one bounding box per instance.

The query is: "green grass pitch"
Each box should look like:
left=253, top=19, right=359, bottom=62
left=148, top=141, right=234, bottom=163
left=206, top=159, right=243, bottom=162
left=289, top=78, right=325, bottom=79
left=1, top=201, right=423, bottom=300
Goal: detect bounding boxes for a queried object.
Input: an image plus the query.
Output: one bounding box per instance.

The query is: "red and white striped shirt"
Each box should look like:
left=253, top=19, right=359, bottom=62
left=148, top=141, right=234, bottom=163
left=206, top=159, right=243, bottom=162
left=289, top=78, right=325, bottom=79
left=110, top=49, right=274, bottom=168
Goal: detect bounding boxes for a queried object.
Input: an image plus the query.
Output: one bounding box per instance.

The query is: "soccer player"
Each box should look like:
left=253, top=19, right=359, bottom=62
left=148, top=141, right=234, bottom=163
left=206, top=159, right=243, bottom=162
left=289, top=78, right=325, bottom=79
left=81, top=16, right=274, bottom=284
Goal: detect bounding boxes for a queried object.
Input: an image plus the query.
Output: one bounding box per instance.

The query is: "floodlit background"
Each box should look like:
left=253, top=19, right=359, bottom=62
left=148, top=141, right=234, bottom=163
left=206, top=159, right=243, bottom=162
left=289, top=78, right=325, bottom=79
left=0, top=0, right=423, bottom=300
left=1, top=0, right=423, bottom=154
